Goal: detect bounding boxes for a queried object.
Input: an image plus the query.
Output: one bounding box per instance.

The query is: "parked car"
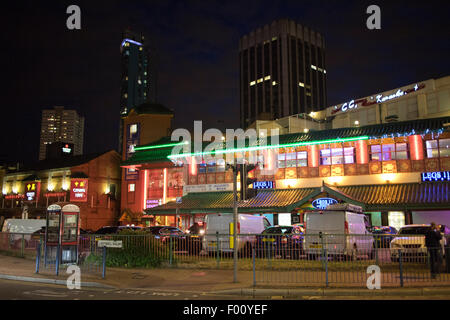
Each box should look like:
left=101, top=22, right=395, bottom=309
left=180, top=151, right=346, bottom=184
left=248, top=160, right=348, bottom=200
left=2, top=219, right=46, bottom=247
left=256, top=224, right=304, bottom=259
left=202, top=213, right=271, bottom=255
left=303, top=204, right=374, bottom=260
left=94, top=225, right=143, bottom=234
left=371, top=226, right=398, bottom=248
left=390, top=224, right=449, bottom=262
left=145, top=226, right=198, bottom=252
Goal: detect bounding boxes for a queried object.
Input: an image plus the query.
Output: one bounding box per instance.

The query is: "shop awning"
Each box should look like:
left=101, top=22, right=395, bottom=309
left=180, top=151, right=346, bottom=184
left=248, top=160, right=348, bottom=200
left=144, top=192, right=237, bottom=215
left=145, top=182, right=450, bottom=215
left=334, top=182, right=450, bottom=211
left=145, top=188, right=320, bottom=215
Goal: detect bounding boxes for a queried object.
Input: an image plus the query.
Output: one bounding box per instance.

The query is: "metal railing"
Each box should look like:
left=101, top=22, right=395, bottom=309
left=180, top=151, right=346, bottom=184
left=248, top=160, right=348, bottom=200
left=0, top=231, right=449, bottom=287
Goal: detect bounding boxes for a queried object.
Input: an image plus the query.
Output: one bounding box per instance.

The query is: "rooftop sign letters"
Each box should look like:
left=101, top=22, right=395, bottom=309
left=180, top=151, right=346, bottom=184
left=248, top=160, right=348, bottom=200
left=421, top=171, right=450, bottom=182
left=332, top=83, right=425, bottom=115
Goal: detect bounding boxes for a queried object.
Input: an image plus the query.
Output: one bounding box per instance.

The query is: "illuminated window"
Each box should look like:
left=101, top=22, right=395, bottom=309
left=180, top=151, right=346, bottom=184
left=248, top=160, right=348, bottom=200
left=130, top=124, right=138, bottom=136
left=320, top=146, right=355, bottom=165
left=426, top=139, right=450, bottom=158
left=257, top=78, right=263, bottom=84
left=272, top=81, right=277, bottom=86
left=311, top=65, right=317, bottom=70
left=277, top=151, right=308, bottom=168
left=388, top=212, right=405, bottom=230
left=264, top=75, right=271, bottom=81
left=250, top=81, right=256, bottom=86
left=297, top=151, right=308, bottom=167
left=298, top=82, right=305, bottom=87
left=370, top=143, right=408, bottom=161
left=128, top=184, right=135, bottom=192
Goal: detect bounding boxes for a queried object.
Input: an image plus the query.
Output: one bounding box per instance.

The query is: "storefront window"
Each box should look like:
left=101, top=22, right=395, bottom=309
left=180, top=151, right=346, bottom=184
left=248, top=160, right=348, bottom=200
left=216, top=159, right=226, bottom=172
left=297, top=151, right=307, bottom=167
left=286, top=153, right=296, bottom=167
left=426, top=139, right=450, bottom=158
left=198, top=162, right=207, bottom=173
left=206, top=160, right=216, bottom=173
left=388, top=211, right=405, bottom=230
left=371, top=143, right=408, bottom=161
left=277, top=153, right=286, bottom=168
left=320, top=146, right=354, bottom=165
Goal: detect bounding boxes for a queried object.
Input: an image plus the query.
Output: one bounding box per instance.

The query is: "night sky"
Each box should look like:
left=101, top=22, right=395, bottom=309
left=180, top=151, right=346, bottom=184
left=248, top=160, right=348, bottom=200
left=1, top=0, right=449, bottom=163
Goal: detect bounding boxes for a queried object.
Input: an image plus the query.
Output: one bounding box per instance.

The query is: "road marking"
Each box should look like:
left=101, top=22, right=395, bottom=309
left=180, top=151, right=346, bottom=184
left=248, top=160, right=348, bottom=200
left=23, top=290, right=68, bottom=298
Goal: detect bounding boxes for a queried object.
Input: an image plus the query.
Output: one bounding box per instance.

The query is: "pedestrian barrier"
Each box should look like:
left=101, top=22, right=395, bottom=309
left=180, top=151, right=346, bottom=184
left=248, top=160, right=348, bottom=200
left=0, top=231, right=449, bottom=287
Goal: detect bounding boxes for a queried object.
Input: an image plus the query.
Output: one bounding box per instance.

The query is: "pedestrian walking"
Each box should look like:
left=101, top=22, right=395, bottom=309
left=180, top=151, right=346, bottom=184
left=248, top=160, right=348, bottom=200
left=425, top=222, right=442, bottom=279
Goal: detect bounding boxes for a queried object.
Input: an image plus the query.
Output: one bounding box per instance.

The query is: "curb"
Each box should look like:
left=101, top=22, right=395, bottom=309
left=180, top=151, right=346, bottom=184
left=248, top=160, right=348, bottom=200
left=0, top=274, right=116, bottom=289
left=212, top=287, right=450, bottom=297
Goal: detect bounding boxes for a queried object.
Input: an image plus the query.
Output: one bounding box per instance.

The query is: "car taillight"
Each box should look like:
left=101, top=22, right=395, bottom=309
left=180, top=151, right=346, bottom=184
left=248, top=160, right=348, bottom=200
left=345, top=221, right=349, bottom=234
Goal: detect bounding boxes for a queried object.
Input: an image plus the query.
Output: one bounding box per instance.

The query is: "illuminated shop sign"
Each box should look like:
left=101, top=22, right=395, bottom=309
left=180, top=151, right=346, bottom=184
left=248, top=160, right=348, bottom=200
left=5, top=194, right=25, bottom=200
left=421, top=171, right=450, bottom=182
left=332, top=83, right=425, bottom=115
left=253, top=181, right=274, bottom=189
left=146, top=199, right=161, bottom=209
left=70, top=179, right=88, bottom=202
left=24, top=182, right=40, bottom=201
left=62, top=144, right=72, bottom=153
left=312, top=198, right=338, bottom=210
left=45, top=192, right=67, bottom=198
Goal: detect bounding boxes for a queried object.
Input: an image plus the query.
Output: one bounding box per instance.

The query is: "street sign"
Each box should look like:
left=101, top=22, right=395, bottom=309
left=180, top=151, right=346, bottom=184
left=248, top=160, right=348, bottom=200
left=97, top=240, right=123, bottom=248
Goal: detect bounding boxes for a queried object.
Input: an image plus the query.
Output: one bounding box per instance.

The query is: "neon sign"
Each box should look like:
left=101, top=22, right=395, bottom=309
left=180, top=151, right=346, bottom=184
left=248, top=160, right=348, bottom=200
left=312, top=198, right=338, bottom=210
left=70, top=179, right=88, bottom=202
left=332, top=83, right=425, bottom=115
left=253, top=181, right=274, bottom=189
left=421, top=171, right=450, bottom=182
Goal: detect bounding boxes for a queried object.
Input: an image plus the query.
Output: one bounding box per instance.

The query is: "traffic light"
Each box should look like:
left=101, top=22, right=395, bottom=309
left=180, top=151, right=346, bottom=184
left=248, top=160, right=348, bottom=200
left=240, top=163, right=258, bottom=200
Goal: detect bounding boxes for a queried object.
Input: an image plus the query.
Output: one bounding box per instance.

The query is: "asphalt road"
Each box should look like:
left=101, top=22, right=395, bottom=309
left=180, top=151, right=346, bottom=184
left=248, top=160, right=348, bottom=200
left=0, top=279, right=252, bottom=300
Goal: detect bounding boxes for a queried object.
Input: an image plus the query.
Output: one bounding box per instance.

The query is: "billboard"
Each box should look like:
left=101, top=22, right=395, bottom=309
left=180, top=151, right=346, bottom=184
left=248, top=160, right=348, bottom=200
left=70, top=179, right=88, bottom=202
left=24, top=181, right=41, bottom=202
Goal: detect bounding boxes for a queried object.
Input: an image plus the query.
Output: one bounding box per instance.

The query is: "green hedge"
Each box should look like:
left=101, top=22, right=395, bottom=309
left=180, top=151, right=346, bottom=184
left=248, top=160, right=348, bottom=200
left=86, top=229, right=172, bottom=268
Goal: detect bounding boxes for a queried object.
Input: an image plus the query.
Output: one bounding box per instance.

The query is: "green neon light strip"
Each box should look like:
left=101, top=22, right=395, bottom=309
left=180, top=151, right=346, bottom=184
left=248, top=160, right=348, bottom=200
left=135, top=141, right=188, bottom=151
left=167, top=136, right=369, bottom=159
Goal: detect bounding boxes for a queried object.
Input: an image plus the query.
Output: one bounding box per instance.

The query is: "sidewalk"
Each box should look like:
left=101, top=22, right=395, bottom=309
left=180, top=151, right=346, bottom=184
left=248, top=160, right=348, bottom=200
left=1, top=254, right=450, bottom=297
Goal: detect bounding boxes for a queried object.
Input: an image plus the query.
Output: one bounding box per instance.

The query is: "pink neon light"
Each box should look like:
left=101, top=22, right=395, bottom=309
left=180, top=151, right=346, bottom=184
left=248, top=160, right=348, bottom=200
left=308, top=145, right=319, bottom=167
left=143, top=170, right=148, bottom=210
left=163, top=168, right=167, bottom=204
left=356, top=140, right=369, bottom=164
left=408, top=135, right=424, bottom=160
left=190, top=157, right=197, bottom=175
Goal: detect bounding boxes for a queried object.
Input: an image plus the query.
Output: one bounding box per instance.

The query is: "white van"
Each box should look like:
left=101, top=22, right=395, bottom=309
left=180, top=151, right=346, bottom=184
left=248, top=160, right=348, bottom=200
left=203, top=213, right=271, bottom=254
left=2, top=219, right=47, bottom=244
left=2, top=219, right=46, bottom=234
left=303, top=204, right=374, bottom=260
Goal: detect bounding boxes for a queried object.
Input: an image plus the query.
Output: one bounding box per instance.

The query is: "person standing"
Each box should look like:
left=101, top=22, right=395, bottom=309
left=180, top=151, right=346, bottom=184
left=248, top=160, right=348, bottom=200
left=425, top=222, right=442, bottom=279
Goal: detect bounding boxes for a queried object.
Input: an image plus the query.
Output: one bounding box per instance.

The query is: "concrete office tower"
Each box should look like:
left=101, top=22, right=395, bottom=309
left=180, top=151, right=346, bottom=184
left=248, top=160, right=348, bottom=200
left=239, top=19, right=327, bottom=129
left=119, top=29, right=158, bottom=154
left=39, top=106, right=85, bottom=160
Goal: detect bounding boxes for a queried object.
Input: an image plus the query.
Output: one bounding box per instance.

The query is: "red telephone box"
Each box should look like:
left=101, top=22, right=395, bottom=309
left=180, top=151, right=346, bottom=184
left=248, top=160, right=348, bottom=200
left=45, top=202, right=80, bottom=265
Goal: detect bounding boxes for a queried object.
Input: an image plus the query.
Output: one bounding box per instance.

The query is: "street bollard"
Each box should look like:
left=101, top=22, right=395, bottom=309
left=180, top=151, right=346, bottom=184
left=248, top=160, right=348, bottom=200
left=55, top=244, right=60, bottom=276
left=169, top=235, right=173, bottom=266
left=21, top=234, right=25, bottom=257
left=102, top=246, right=107, bottom=279
left=399, top=249, right=404, bottom=287
left=216, top=232, right=220, bottom=269
left=375, top=235, right=379, bottom=265
left=35, top=241, right=41, bottom=274
left=253, top=246, right=256, bottom=287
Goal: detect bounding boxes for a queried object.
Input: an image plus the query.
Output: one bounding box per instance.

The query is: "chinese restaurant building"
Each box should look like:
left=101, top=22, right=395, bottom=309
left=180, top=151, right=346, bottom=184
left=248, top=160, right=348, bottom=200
left=121, top=115, right=450, bottom=232
left=1, top=150, right=121, bottom=231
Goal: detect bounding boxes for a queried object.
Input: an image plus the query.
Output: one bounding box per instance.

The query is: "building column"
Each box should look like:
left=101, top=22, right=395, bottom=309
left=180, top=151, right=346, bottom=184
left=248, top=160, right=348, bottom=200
left=307, top=145, right=319, bottom=167
left=408, top=135, right=424, bottom=160
left=356, top=140, right=369, bottom=164
left=405, top=210, right=413, bottom=225
left=381, top=211, right=389, bottom=226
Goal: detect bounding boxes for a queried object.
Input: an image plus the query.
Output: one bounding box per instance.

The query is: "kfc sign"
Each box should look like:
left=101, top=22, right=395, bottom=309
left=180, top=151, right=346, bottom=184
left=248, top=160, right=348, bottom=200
left=70, top=179, right=88, bottom=202
left=24, top=182, right=40, bottom=201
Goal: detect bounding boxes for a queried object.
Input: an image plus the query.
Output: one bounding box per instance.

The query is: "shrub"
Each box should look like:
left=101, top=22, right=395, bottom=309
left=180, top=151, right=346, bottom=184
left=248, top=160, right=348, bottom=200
left=85, top=229, right=172, bottom=268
